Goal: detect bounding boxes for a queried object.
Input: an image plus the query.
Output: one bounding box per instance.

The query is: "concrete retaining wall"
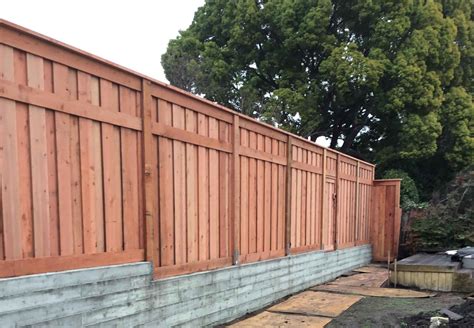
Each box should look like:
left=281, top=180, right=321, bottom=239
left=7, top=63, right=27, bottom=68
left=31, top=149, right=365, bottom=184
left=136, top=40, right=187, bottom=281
left=0, top=245, right=371, bottom=327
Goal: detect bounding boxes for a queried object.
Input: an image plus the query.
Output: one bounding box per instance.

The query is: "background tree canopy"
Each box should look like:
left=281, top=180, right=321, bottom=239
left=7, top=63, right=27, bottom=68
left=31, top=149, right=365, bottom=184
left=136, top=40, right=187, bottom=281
left=162, top=0, right=474, bottom=199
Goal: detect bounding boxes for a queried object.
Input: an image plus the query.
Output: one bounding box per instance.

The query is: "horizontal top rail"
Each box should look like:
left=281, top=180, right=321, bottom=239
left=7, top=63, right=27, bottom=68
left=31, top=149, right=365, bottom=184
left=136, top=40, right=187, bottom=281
left=0, top=18, right=375, bottom=168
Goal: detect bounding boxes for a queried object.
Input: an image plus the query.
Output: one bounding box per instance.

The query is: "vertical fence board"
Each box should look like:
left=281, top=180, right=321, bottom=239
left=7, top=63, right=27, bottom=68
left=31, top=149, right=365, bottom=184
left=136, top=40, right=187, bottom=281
left=233, top=115, right=240, bottom=263
left=27, top=53, right=51, bottom=257
left=240, top=129, right=249, bottom=256
left=0, top=98, right=22, bottom=260
left=53, top=63, right=74, bottom=256
left=14, top=49, right=34, bottom=259
left=44, top=60, right=59, bottom=257
left=186, top=109, right=198, bottom=263
left=141, top=80, right=155, bottom=267
left=208, top=118, right=219, bottom=259
left=256, top=135, right=264, bottom=254
left=264, top=137, right=271, bottom=253
left=120, top=86, right=140, bottom=251
left=285, top=137, right=293, bottom=254
left=218, top=122, right=229, bottom=258
left=197, top=113, right=209, bottom=261
left=77, top=72, right=97, bottom=254
left=279, top=142, right=286, bottom=251
left=100, top=80, right=122, bottom=253
left=270, top=140, right=278, bottom=252
left=158, top=100, right=174, bottom=266
left=248, top=133, right=257, bottom=254
left=0, top=45, right=22, bottom=260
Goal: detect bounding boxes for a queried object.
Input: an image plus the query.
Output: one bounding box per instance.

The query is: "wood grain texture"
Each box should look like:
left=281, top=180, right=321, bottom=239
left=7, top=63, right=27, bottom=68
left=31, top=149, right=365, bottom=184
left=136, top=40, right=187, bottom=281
left=100, top=79, right=123, bottom=253
left=27, top=53, right=51, bottom=257
left=158, top=100, right=175, bottom=266
left=0, top=23, right=386, bottom=279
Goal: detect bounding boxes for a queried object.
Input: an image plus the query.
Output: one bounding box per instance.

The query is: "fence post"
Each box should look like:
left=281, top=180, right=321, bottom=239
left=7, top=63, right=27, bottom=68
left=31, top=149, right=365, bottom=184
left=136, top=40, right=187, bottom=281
left=232, top=115, right=240, bottom=264
left=320, top=149, right=326, bottom=249
left=141, top=79, right=156, bottom=266
left=285, top=136, right=293, bottom=255
left=354, top=161, right=360, bottom=246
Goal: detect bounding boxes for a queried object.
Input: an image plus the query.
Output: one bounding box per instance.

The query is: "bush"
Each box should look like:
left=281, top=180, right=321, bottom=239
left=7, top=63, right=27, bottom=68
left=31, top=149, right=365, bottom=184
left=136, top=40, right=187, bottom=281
left=382, top=169, right=420, bottom=210
left=412, top=167, right=474, bottom=250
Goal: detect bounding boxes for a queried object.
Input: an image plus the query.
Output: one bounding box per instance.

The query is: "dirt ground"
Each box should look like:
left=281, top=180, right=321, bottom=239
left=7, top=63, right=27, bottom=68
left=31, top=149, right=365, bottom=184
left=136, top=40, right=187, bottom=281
left=225, top=265, right=472, bottom=328
left=402, top=298, right=474, bottom=328
left=327, top=293, right=466, bottom=328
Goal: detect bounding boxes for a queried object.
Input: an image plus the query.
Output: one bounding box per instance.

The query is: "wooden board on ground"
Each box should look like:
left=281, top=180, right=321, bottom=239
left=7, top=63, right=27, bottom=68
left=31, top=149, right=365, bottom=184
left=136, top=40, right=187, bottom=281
left=331, top=272, right=388, bottom=287
left=353, top=265, right=387, bottom=273
left=268, top=291, right=362, bottom=318
left=312, top=284, right=435, bottom=298
left=230, top=311, right=331, bottom=327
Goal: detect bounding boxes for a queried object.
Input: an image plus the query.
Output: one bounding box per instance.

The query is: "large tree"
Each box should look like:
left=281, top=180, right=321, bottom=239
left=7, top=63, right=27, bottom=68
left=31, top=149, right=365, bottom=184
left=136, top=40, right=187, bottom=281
left=162, top=0, right=474, bottom=197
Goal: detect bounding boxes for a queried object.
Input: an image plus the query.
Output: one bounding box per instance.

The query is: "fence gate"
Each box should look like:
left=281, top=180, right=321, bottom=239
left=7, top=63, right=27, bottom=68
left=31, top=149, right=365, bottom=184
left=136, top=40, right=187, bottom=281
left=371, top=179, right=402, bottom=261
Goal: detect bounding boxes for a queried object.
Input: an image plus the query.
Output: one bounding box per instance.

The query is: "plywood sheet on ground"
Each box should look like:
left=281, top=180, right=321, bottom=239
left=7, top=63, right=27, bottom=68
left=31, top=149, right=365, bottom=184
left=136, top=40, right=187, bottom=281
left=331, top=272, right=388, bottom=287
left=312, top=284, right=435, bottom=298
left=352, top=265, right=387, bottom=273
left=231, top=311, right=331, bottom=327
left=268, top=291, right=362, bottom=318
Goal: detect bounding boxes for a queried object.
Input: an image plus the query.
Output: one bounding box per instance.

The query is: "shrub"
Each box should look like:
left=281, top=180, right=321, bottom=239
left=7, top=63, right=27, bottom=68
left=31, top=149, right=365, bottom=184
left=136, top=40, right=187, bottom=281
left=382, top=169, right=420, bottom=210
left=412, top=167, right=474, bottom=250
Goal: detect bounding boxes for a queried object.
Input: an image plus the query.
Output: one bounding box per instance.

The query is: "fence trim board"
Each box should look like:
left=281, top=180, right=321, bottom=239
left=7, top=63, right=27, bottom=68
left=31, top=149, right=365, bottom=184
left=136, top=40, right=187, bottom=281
left=152, top=122, right=233, bottom=153
left=291, top=161, right=323, bottom=175
left=0, top=79, right=142, bottom=131
left=154, top=257, right=233, bottom=279
left=239, top=146, right=287, bottom=165
left=239, top=249, right=286, bottom=264
left=0, top=250, right=145, bottom=278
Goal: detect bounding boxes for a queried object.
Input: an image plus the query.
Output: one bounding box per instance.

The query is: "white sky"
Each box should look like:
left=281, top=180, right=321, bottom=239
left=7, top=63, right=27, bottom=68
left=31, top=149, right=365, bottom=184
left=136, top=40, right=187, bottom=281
left=2, top=0, right=205, bottom=83
left=2, top=0, right=332, bottom=147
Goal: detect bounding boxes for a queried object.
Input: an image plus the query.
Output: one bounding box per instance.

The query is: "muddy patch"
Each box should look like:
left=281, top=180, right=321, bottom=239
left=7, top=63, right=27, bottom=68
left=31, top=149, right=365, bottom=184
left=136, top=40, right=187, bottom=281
left=402, top=299, right=474, bottom=327
left=326, top=293, right=464, bottom=328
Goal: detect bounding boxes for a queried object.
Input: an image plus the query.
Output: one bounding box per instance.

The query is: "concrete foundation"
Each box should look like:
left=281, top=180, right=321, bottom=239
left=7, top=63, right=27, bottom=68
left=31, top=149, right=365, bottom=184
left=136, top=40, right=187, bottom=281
left=0, top=245, right=371, bottom=327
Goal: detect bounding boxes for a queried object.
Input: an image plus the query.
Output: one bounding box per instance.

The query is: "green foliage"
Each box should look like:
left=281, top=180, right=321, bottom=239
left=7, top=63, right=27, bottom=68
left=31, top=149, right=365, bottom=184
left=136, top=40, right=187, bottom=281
left=382, top=169, right=420, bottom=210
left=412, top=167, right=474, bottom=250
left=162, top=0, right=474, bottom=197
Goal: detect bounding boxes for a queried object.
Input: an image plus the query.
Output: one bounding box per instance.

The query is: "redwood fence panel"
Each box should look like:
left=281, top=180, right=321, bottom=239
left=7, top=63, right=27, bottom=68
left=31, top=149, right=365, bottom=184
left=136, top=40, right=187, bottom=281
left=337, top=156, right=358, bottom=249
left=289, top=139, right=324, bottom=254
left=238, top=119, right=287, bottom=263
left=0, top=20, right=391, bottom=279
left=371, top=179, right=402, bottom=261
left=150, top=94, right=234, bottom=278
left=0, top=38, right=145, bottom=277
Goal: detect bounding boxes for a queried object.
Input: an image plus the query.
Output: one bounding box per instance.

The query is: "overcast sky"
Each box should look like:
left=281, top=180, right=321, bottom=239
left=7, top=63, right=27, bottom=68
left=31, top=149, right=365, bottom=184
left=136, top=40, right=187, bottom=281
left=2, top=0, right=333, bottom=146
left=2, top=0, right=205, bottom=83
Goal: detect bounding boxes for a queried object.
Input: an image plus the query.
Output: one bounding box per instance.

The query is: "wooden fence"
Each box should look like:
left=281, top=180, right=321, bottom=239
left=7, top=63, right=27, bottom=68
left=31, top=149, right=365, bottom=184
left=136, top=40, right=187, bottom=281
left=371, top=179, right=402, bottom=261
left=0, top=20, right=394, bottom=279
